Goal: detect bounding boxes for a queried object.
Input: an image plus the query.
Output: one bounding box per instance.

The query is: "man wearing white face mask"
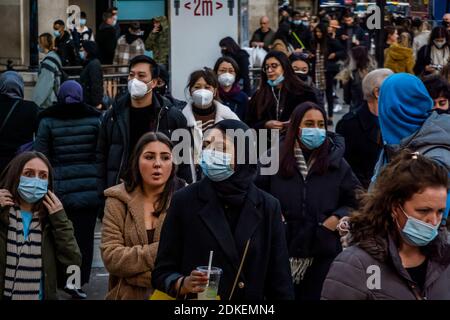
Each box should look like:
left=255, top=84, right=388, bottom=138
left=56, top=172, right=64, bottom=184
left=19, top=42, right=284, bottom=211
left=96, top=55, right=191, bottom=208
left=182, top=68, right=240, bottom=182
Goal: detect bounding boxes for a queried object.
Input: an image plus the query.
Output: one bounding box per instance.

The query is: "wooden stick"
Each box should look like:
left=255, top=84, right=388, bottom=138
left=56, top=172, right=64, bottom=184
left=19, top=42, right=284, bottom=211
left=229, top=239, right=251, bottom=300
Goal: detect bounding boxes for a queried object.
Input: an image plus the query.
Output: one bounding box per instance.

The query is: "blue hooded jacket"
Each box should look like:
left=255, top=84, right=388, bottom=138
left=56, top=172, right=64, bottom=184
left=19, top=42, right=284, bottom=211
left=374, top=74, right=450, bottom=223
left=378, top=73, right=433, bottom=145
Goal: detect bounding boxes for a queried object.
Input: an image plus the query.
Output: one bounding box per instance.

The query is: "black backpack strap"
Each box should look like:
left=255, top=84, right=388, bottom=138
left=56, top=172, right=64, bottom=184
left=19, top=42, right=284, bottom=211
left=43, top=56, right=62, bottom=70
left=42, top=56, right=63, bottom=76
left=0, top=100, right=20, bottom=136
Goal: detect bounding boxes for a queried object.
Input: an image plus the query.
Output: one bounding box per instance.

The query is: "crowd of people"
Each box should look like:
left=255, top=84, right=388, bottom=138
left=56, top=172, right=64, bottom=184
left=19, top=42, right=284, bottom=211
left=0, top=4, right=449, bottom=301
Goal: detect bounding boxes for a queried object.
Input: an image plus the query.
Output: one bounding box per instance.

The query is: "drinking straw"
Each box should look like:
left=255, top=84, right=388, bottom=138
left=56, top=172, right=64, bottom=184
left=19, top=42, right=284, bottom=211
left=206, top=250, right=213, bottom=287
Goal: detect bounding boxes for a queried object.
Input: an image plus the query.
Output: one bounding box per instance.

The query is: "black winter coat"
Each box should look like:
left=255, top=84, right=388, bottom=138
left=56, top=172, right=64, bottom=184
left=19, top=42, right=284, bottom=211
left=0, top=95, right=39, bottom=173
left=256, top=133, right=361, bottom=259
left=414, top=44, right=432, bottom=76
left=311, top=37, right=347, bottom=75
left=96, top=23, right=117, bottom=65
left=79, top=58, right=104, bottom=107
left=290, top=24, right=313, bottom=51
left=34, top=103, right=102, bottom=211
left=55, top=32, right=79, bottom=66
left=152, top=178, right=295, bottom=300
left=322, top=233, right=450, bottom=300
left=336, top=25, right=370, bottom=52
left=336, top=102, right=382, bottom=189
left=220, top=90, right=249, bottom=121
left=96, top=93, right=191, bottom=196
left=247, top=87, right=318, bottom=129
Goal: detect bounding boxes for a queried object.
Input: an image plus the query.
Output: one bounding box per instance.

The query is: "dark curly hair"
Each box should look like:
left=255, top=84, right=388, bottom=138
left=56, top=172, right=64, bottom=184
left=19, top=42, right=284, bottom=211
left=349, top=150, right=449, bottom=262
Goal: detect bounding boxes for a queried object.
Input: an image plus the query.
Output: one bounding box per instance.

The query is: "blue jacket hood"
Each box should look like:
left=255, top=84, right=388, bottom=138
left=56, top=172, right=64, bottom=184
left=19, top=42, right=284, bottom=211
left=379, top=73, right=433, bottom=145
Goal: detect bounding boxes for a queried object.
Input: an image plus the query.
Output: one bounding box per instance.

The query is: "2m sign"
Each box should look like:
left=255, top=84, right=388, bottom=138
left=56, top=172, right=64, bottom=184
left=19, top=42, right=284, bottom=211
left=184, top=0, right=224, bottom=16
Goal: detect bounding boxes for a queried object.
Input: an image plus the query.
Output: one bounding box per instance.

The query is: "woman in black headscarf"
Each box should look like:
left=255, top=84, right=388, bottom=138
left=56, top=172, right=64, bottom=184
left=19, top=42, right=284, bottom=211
left=152, top=120, right=294, bottom=300
left=0, top=71, right=39, bottom=172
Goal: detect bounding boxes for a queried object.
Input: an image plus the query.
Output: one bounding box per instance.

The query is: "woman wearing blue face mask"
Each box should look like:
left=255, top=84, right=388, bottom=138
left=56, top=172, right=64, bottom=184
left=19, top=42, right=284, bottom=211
left=256, top=102, right=361, bottom=300
left=152, top=120, right=294, bottom=300
left=322, top=150, right=450, bottom=300
left=0, top=152, right=81, bottom=300
left=247, top=51, right=317, bottom=132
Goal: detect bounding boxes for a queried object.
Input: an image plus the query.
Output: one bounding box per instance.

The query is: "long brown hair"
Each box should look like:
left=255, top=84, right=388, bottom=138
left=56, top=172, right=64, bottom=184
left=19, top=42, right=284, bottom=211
left=124, top=132, right=177, bottom=218
left=349, top=150, right=448, bottom=261
left=280, top=102, right=329, bottom=178
left=0, top=152, right=54, bottom=221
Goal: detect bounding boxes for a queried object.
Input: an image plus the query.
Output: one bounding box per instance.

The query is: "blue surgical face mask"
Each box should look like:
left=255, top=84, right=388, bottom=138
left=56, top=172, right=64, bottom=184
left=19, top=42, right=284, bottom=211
left=300, top=128, right=326, bottom=149
left=398, top=206, right=439, bottom=247
left=80, top=18, right=87, bottom=26
left=293, top=20, right=302, bottom=26
left=303, top=21, right=310, bottom=28
left=200, top=149, right=234, bottom=182
left=38, top=45, right=45, bottom=54
left=53, top=30, right=61, bottom=38
left=79, top=51, right=86, bottom=60
left=17, top=176, right=48, bottom=204
left=267, top=74, right=285, bottom=87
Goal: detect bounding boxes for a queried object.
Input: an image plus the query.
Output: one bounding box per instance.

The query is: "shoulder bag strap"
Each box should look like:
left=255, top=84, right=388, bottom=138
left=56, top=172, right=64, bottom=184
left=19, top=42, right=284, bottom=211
left=0, top=100, right=20, bottom=136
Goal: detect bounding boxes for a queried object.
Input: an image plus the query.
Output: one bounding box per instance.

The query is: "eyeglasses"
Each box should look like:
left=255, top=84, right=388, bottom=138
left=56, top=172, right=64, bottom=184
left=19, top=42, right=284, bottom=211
left=263, top=63, right=281, bottom=72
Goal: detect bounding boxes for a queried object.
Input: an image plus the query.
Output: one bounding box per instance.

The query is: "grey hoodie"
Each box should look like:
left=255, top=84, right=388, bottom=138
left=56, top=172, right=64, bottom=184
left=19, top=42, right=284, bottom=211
left=32, top=51, right=62, bottom=109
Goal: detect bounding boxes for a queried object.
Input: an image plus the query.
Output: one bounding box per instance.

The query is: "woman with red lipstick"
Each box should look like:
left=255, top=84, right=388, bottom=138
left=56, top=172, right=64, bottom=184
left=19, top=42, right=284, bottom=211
left=100, top=132, right=185, bottom=299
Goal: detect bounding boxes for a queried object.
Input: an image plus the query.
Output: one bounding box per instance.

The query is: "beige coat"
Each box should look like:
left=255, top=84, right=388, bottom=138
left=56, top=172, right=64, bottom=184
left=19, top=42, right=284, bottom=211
left=100, top=183, right=166, bottom=300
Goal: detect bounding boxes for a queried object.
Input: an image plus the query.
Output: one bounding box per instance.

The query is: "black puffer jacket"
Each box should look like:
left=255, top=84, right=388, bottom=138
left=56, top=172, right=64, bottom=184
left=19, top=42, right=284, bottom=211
left=34, top=103, right=102, bottom=211
left=96, top=93, right=191, bottom=197
left=256, top=133, right=361, bottom=258
left=322, top=232, right=450, bottom=300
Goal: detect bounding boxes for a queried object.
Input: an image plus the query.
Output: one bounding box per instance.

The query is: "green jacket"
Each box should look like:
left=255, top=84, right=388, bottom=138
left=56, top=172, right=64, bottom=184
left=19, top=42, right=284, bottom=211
left=0, top=208, right=81, bottom=300
left=145, top=16, right=169, bottom=65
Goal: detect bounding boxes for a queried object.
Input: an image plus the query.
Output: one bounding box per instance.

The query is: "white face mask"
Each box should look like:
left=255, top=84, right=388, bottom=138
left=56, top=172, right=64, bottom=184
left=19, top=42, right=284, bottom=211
left=434, top=39, right=447, bottom=49
left=192, top=89, right=214, bottom=108
left=218, top=73, right=236, bottom=87
left=128, top=78, right=152, bottom=100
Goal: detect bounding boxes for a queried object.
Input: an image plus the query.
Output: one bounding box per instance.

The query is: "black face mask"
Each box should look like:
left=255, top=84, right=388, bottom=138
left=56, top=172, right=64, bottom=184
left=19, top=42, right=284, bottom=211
left=443, top=21, right=449, bottom=28
left=435, top=108, right=450, bottom=115
left=155, top=85, right=167, bottom=96
left=296, top=72, right=309, bottom=82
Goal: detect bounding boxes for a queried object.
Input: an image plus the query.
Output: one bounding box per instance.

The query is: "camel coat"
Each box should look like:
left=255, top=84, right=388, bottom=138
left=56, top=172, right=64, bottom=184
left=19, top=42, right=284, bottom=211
left=100, top=183, right=166, bottom=300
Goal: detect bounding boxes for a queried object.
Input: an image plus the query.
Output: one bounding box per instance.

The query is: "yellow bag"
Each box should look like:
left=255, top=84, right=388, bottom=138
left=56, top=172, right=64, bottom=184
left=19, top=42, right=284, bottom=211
left=149, top=289, right=175, bottom=300
left=149, top=289, right=220, bottom=300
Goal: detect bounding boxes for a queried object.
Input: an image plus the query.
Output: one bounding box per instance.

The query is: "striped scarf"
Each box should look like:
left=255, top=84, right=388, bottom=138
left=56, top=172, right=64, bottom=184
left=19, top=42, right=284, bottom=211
left=290, top=147, right=314, bottom=284
left=4, top=208, right=42, bottom=300
left=294, top=147, right=308, bottom=180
